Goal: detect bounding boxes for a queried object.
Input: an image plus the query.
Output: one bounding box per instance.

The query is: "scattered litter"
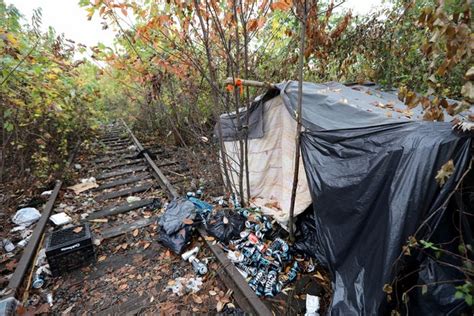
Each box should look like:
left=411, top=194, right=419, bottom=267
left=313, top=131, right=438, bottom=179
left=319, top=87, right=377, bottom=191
left=181, top=246, right=208, bottom=275
left=41, top=190, right=53, bottom=197
left=36, top=264, right=52, bottom=276
left=50, top=212, right=72, bottom=226
left=21, top=229, right=33, bottom=239
left=166, top=277, right=203, bottom=296
left=126, top=196, right=141, bottom=203
left=12, top=207, right=41, bottom=226
left=10, top=225, right=26, bottom=232
left=35, top=249, right=47, bottom=267
left=32, top=274, right=45, bottom=289
left=17, top=235, right=31, bottom=248
left=305, top=294, right=320, bottom=316
left=0, top=297, right=20, bottom=316
left=188, top=196, right=213, bottom=212
left=2, top=239, right=15, bottom=252
left=127, top=145, right=137, bottom=151
left=68, top=177, right=98, bottom=194
left=213, top=196, right=228, bottom=207
left=74, top=164, right=82, bottom=170
left=46, top=293, right=53, bottom=307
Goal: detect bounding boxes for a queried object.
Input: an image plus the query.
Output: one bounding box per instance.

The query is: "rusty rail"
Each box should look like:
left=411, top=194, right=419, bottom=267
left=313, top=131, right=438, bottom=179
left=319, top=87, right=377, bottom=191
left=4, top=141, right=80, bottom=300
left=121, top=119, right=273, bottom=316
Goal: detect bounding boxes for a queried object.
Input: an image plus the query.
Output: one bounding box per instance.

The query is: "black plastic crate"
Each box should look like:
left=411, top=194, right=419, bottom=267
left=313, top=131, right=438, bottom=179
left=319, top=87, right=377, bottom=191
left=45, top=224, right=96, bottom=277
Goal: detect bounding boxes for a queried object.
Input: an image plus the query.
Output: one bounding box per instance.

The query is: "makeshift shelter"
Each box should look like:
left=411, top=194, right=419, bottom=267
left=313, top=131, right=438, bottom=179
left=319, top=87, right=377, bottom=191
left=217, top=81, right=473, bottom=315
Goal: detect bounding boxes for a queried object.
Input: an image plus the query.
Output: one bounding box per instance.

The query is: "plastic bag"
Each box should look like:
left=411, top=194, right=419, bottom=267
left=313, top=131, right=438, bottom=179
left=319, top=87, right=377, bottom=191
left=206, top=209, right=246, bottom=243
left=293, top=208, right=318, bottom=258
left=159, top=198, right=196, bottom=235
left=158, top=225, right=193, bottom=255
left=12, top=207, right=41, bottom=226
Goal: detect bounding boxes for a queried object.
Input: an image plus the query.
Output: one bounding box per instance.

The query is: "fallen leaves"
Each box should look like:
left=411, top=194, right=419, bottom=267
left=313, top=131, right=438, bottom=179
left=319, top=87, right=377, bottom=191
left=119, top=283, right=128, bottom=291
left=133, top=229, right=139, bottom=237
left=192, top=294, right=203, bottom=304
left=98, top=255, right=107, bottom=262
left=435, top=159, right=455, bottom=186
left=182, top=218, right=194, bottom=225
left=204, top=235, right=215, bottom=241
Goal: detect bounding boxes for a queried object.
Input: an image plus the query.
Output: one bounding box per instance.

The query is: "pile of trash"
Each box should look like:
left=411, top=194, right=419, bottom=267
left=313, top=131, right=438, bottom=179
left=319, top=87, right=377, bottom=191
left=157, top=189, right=315, bottom=299
left=210, top=208, right=313, bottom=298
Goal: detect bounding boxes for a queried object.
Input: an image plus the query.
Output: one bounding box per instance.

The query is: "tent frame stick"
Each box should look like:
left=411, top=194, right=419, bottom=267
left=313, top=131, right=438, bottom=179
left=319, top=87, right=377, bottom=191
left=224, top=77, right=276, bottom=89
left=289, top=0, right=308, bottom=242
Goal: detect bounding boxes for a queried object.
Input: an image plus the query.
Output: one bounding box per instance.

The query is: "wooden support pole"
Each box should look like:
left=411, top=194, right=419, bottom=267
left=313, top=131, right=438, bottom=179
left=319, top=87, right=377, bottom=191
left=224, top=77, right=276, bottom=89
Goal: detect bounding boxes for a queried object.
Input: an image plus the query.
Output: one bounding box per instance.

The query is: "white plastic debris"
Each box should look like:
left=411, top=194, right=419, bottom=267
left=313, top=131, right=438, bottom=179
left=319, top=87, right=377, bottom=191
left=82, top=177, right=97, bottom=184
left=2, top=239, right=15, bottom=252
left=35, top=248, right=47, bottom=267
left=36, top=264, right=52, bottom=276
left=12, top=207, right=41, bottom=226
left=185, top=277, right=203, bottom=292
left=10, top=226, right=26, bottom=232
left=41, top=190, right=53, bottom=197
left=74, top=164, right=82, bottom=170
left=17, top=237, right=29, bottom=248
left=227, top=250, right=244, bottom=263
left=50, top=212, right=72, bottom=226
left=46, top=293, right=53, bottom=307
left=166, top=277, right=203, bottom=296
left=126, top=196, right=142, bottom=203
left=127, top=145, right=137, bottom=151
left=21, top=229, right=33, bottom=239
left=304, top=294, right=320, bottom=316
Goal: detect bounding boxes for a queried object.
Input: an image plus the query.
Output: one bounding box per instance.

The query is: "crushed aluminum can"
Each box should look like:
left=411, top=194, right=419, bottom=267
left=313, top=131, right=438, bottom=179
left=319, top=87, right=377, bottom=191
left=245, top=221, right=256, bottom=230
left=240, top=209, right=250, bottom=218
left=250, top=249, right=262, bottom=262
left=242, top=246, right=256, bottom=258
left=255, top=242, right=267, bottom=253
left=235, top=263, right=257, bottom=277
left=248, top=233, right=259, bottom=244
left=258, top=256, right=271, bottom=268
left=191, top=260, right=208, bottom=275
left=264, top=270, right=278, bottom=297
left=278, top=261, right=300, bottom=287
left=32, top=274, right=44, bottom=289
left=249, top=269, right=267, bottom=292
left=196, top=188, right=203, bottom=198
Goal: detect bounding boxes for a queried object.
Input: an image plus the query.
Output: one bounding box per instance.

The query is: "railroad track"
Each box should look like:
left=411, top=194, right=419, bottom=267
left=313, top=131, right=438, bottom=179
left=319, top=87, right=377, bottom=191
left=2, top=120, right=272, bottom=315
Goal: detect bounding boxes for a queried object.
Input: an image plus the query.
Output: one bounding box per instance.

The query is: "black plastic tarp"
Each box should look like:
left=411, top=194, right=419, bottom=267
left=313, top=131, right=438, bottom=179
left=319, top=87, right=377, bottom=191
left=300, top=121, right=472, bottom=315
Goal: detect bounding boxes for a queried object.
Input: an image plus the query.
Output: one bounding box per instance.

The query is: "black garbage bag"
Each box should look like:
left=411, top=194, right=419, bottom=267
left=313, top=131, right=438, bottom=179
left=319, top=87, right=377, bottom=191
left=159, top=198, right=196, bottom=235
left=293, top=207, right=318, bottom=258
left=158, top=225, right=193, bottom=255
left=206, top=209, right=246, bottom=244
left=157, top=198, right=196, bottom=254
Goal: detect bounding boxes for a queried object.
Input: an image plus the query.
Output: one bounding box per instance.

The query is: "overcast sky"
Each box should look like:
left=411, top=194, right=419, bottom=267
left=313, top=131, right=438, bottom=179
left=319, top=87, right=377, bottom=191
left=5, top=0, right=384, bottom=50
